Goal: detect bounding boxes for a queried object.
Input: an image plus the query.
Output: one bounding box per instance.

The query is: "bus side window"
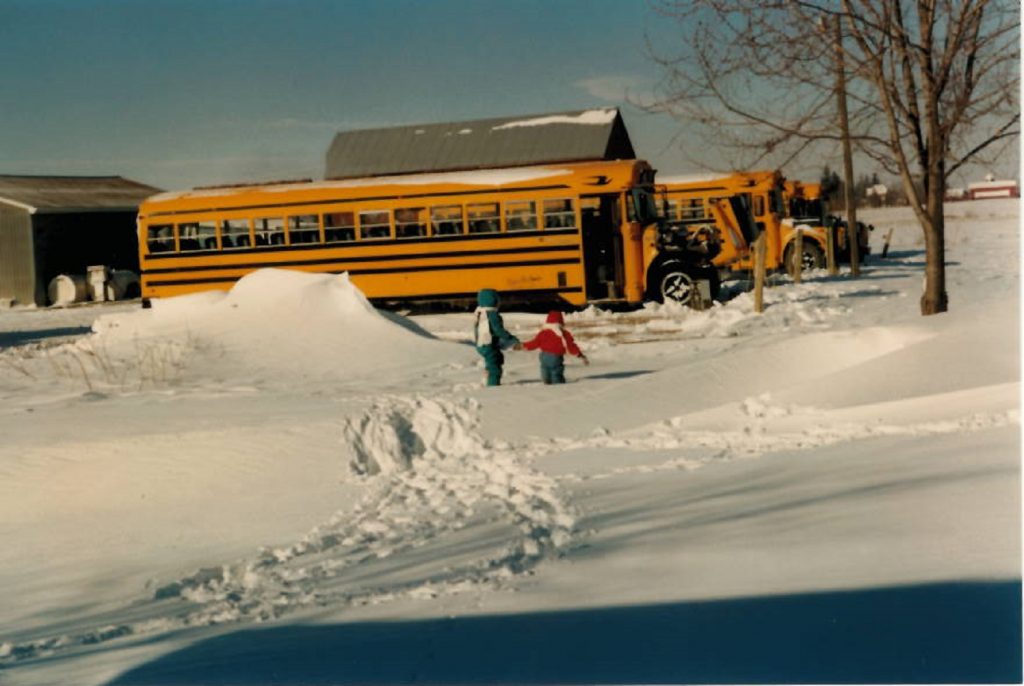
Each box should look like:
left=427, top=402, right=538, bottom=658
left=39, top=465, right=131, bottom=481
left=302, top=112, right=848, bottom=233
left=679, top=198, right=704, bottom=221
left=663, top=198, right=678, bottom=221
left=324, top=211, right=355, bottom=243
left=431, top=205, right=464, bottom=236
left=147, top=224, right=174, bottom=253
left=543, top=198, right=576, bottom=228
left=289, top=214, right=321, bottom=244
left=176, top=223, right=195, bottom=251
left=255, top=217, right=285, bottom=246
left=505, top=200, right=537, bottom=231
left=753, top=195, right=766, bottom=217
left=359, top=210, right=391, bottom=240
left=395, top=208, right=427, bottom=238
left=467, top=202, right=499, bottom=233
left=198, top=220, right=217, bottom=249
left=221, top=218, right=251, bottom=249
left=177, top=221, right=215, bottom=252
left=738, top=192, right=756, bottom=219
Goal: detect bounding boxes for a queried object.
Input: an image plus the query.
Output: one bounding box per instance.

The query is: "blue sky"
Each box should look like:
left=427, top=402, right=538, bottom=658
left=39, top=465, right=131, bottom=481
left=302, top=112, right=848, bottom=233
left=0, top=0, right=1014, bottom=191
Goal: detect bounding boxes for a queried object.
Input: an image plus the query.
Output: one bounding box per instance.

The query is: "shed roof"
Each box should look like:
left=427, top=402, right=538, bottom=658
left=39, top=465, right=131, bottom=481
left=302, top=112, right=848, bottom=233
left=0, top=175, right=161, bottom=213
left=325, top=108, right=635, bottom=180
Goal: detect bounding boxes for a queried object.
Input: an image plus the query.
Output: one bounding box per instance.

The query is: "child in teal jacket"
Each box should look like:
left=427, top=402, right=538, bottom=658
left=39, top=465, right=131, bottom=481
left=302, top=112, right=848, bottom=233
left=474, top=288, right=520, bottom=386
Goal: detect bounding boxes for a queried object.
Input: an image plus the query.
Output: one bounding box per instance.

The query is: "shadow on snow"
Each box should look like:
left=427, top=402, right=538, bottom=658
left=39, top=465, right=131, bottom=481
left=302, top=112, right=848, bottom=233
left=108, top=580, right=1020, bottom=685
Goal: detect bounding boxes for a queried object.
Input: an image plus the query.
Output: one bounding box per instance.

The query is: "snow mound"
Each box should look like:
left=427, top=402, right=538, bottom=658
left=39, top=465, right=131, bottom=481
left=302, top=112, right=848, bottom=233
left=91, top=269, right=465, bottom=384
left=344, top=395, right=487, bottom=476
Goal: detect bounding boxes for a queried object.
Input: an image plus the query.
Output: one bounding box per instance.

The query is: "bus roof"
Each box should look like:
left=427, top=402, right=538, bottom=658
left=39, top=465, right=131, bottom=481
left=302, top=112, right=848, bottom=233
left=141, top=160, right=650, bottom=215
left=656, top=173, right=723, bottom=185
left=661, top=169, right=782, bottom=192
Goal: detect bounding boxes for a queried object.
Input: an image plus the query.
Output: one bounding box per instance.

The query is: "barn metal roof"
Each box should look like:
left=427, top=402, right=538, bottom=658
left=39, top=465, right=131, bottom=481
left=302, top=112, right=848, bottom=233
left=325, top=108, right=636, bottom=180
left=0, top=175, right=161, bottom=213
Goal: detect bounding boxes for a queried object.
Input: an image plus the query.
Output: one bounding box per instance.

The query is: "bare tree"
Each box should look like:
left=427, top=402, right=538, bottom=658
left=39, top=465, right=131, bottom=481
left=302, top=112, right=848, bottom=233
left=645, top=0, right=1020, bottom=314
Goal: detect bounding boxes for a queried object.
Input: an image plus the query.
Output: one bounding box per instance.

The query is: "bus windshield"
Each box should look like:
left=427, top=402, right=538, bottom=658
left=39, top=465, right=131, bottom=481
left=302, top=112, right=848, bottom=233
left=789, top=197, right=825, bottom=225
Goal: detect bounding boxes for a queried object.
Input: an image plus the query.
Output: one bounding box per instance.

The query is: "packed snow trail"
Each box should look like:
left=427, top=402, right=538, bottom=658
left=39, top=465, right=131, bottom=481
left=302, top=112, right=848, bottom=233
left=537, top=386, right=1020, bottom=481
left=1, top=395, right=579, bottom=664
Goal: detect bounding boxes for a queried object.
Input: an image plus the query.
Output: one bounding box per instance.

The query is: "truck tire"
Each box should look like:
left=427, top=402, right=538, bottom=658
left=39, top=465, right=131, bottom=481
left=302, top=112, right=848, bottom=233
left=786, top=242, right=826, bottom=275
left=649, top=259, right=715, bottom=306
left=659, top=268, right=695, bottom=305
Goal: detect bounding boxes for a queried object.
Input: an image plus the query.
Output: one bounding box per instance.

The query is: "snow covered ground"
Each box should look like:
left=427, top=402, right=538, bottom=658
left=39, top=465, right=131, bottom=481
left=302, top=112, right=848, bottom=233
left=0, top=200, right=1019, bottom=684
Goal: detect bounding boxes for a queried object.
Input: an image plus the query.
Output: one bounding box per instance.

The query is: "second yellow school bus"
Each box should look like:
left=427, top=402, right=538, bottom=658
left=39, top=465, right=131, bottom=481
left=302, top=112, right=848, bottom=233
left=785, top=180, right=871, bottom=263
left=659, top=170, right=831, bottom=275
left=138, top=160, right=719, bottom=308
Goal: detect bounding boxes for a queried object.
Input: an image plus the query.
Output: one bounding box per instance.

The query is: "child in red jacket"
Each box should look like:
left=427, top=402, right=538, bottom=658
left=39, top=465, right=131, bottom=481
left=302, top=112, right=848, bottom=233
left=522, top=310, right=588, bottom=384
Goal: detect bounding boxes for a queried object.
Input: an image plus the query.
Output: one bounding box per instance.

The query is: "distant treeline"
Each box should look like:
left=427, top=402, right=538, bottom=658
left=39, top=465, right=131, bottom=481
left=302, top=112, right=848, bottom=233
left=820, top=167, right=908, bottom=208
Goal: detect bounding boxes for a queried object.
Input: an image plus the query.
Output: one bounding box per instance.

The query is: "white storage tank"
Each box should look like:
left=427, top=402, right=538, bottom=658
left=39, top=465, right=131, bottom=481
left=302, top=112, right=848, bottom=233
left=47, top=274, right=88, bottom=306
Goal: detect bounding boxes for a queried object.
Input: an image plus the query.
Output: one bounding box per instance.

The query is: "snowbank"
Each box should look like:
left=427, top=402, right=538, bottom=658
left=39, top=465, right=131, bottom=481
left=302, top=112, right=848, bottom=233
left=90, top=269, right=465, bottom=385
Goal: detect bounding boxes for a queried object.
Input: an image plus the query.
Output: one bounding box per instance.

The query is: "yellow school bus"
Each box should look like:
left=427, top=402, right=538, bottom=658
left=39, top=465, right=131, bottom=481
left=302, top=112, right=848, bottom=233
left=786, top=181, right=871, bottom=263
left=138, top=160, right=720, bottom=308
left=661, top=171, right=831, bottom=275
left=656, top=185, right=758, bottom=270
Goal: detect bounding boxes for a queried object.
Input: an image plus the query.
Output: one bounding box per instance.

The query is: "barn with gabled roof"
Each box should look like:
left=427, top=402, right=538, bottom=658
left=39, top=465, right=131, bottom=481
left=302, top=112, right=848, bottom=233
left=325, top=107, right=636, bottom=180
left=0, top=175, right=160, bottom=306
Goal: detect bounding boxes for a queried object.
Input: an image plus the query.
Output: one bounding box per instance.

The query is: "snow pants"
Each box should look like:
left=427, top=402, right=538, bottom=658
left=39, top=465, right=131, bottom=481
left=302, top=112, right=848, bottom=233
left=477, top=345, right=505, bottom=386
left=539, top=352, right=566, bottom=384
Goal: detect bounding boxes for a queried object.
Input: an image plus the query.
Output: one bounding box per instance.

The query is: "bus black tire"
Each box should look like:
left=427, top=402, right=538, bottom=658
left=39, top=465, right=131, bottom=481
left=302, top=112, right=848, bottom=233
left=656, top=262, right=696, bottom=306
left=786, top=241, right=826, bottom=275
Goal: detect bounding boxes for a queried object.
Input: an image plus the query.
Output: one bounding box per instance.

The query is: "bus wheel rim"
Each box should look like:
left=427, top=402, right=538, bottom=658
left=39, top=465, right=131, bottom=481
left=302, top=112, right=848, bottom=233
left=661, top=272, right=693, bottom=304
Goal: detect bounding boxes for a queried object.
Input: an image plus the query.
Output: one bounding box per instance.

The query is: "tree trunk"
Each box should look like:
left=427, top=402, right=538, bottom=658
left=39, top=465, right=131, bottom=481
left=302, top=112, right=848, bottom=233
left=835, top=14, right=860, bottom=277
left=920, top=166, right=949, bottom=315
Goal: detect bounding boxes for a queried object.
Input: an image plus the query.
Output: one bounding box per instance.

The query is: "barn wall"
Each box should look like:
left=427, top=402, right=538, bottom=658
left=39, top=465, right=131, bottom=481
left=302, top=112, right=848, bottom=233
left=0, top=204, right=37, bottom=306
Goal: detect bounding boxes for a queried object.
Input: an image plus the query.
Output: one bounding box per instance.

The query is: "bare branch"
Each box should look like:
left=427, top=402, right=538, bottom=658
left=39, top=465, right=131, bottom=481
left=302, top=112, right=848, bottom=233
left=946, top=114, right=1021, bottom=176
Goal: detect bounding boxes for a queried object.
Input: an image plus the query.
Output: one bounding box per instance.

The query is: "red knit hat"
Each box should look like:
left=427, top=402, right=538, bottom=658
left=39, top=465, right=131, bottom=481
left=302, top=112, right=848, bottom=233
left=545, top=310, right=564, bottom=324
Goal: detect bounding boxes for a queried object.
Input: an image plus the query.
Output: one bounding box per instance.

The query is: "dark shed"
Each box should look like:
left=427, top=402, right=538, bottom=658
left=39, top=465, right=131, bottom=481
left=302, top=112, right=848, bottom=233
left=325, top=108, right=636, bottom=180
left=0, top=175, right=160, bottom=306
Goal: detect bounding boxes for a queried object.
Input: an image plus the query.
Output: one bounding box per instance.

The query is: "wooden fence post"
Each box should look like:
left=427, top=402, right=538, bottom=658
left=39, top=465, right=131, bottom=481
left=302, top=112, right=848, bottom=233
left=826, top=221, right=838, bottom=276
left=793, top=229, right=803, bottom=284
left=753, top=232, right=767, bottom=313
left=881, top=227, right=895, bottom=257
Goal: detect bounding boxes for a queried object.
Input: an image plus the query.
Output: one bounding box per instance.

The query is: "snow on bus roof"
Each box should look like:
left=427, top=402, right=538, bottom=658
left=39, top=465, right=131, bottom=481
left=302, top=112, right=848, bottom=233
left=491, top=108, right=618, bottom=130
left=265, top=167, right=574, bottom=192
left=147, top=166, right=576, bottom=203
left=657, top=173, right=727, bottom=185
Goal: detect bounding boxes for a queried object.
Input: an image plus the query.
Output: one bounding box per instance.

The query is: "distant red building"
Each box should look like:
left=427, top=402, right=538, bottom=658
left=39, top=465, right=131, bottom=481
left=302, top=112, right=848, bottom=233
left=967, top=175, right=1019, bottom=200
